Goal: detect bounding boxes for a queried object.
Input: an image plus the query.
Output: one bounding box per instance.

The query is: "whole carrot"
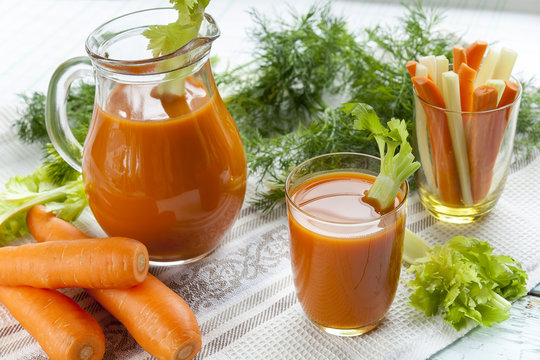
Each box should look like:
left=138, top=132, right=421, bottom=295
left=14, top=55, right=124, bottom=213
left=27, top=206, right=202, bottom=360
left=412, top=76, right=462, bottom=205
left=465, top=40, right=488, bottom=71
left=0, top=237, right=149, bottom=289
left=89, top=275, right=201, bottom=360
left=0, top=285, right=105, bottom=360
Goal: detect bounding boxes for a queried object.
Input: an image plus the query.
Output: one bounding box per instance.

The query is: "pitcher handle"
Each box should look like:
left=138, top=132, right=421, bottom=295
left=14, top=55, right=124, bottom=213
left=46, top=56, right=93, bottom=173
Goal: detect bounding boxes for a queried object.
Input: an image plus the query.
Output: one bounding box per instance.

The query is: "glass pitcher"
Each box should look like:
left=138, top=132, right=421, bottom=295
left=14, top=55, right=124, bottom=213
left=46, top=8, right=247, bottom=265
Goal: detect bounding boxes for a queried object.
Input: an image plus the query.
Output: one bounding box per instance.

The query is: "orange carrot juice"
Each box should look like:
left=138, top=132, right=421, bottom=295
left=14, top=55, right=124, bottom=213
left=286, top=166, right=406, bottom=336
left=82, top=79, right=247, bottom=262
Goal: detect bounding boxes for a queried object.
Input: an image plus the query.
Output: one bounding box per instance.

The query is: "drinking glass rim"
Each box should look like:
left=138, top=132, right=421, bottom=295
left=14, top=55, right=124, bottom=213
left=85, top=7, right=220, bottom=69
left=413, top=75, right=522, bottom=115
left=285, top=152, right=409, bottom=226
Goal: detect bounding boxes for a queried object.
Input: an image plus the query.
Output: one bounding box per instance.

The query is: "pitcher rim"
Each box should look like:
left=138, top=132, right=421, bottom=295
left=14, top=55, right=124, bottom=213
left=85, top=7, right=220, bottom=73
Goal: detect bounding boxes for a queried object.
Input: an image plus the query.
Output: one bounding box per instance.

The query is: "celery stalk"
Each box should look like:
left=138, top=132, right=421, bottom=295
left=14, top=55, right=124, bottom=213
left=142, top=0, right=211, bottom=97
left=492, top=47, right=518, bottom=81
left=342, top=103, right=420, bottom=211
left=473, top=48, right=499, bottom=88
left=441, top=71, right=473, bottom=205
left=413, top=62, right=438, bottom=196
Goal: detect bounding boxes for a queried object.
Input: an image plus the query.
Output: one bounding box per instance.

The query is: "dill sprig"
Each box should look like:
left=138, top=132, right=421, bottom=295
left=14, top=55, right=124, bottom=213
left=218, top=4, right=357, bottom=140
left=15, top=82, right=94, bottom=185
left=515, top=78, right=540, bottom=157
left=248, top=108, right=377, bottom=212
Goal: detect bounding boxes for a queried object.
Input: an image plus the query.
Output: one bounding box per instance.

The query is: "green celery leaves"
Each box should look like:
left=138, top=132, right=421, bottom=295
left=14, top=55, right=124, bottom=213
left=406, top=236, right=528, bottom=330
left=0, top=167, right=87, bottom=245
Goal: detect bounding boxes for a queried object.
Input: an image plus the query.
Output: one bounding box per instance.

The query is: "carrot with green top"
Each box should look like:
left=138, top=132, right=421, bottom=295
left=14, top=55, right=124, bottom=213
left=465, top=40, right=488, bottom=71
left=0, top=285, right=105, bottom=360
left=453, top=46, right=467, bottom=73
left=0, top=237, right=148, bottom=289
left=468, top=86, right=499, bottom=202
left=412, top=76, right=462, bottom=205
left=27, top=205, right=202, bottom=360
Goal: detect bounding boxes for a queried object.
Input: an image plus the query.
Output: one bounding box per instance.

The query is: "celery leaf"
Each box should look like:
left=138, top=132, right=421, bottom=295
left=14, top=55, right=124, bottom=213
left=0, top=167, right=87, bottom=245
left=407, top=236, right=528, bottom=330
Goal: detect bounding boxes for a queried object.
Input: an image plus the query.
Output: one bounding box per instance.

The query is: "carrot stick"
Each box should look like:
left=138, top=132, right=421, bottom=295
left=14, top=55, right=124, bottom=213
left=406, top=60, right=418, bottom=77
left=498, top=80, right=520, bottom=108
left=27, top=206, right=202, bottom=360
left=468, top=86, right=499, bottom=202
left=453, top=46, right=467, bottom=73
left=0, top=285, right=105, bottom=360
left=458, top=63, right=476, bottom=137
left=458, top=64, right=476, bottom=113
left=0, top=237, right=149, bottom=289
left=412, top=76, right=462, bottom=205
left=465, top=40, right=488, bottom=72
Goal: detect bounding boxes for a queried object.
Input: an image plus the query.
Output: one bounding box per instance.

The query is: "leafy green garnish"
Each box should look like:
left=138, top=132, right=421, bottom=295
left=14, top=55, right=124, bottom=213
left=143, top=0, right=210, bottom=58
left=342, top=103, right=420, bottom=212
left=406, top=236, right=528, bottom=330
left=0, top=167, right=87, bottom=245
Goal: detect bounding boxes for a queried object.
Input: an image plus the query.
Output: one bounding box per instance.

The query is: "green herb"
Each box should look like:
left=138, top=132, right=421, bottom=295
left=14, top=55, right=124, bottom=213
left=0, top=167, right=87, bottom=245
left=405, top=235, right=528, bottom=330
left=15, top=83, right=94, bottom=185
left=143, top=0, right=211, bottom=97
left=218, top=4, right=358, bottom=139
left=342, top=103, right=420, bottom=211
left=248, top=108, right=377, bottom=211
left=144, top=0, right=210, bottom=57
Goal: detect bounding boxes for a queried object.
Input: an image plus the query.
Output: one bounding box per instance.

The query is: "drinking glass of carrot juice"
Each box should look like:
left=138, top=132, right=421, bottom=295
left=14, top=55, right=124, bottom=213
left=45, top=8, right=247, bottom=264
left=412, top=77, right=521, bottom=223
left=285, top=152, right=408, bottom=336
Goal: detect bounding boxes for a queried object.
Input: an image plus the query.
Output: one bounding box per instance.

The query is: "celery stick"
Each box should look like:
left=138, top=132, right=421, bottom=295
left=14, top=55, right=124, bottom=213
left=413, top=63, right=438, bottom=195
left=419, top=55, right=437, bottom=84
left=474, top=48, right=499, bottom=88
left=492, top=47, right=518, bottom=81
left=343, top=103, right=420, bottom=211
left=486, top=79, right=506, bottom=105
left=143, top=0, right=211, bottom=97
left=435, top=55, right=449, bottom=97
left=441, top=71, right=473, bottom=205
left=403, top=229, right=431, bottom=265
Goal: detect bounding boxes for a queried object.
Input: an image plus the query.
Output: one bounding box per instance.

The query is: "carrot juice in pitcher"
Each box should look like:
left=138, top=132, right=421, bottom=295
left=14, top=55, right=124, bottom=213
left=83, top=72, right=247, bottom=262
left=45, top=10, right=247, bottom=264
